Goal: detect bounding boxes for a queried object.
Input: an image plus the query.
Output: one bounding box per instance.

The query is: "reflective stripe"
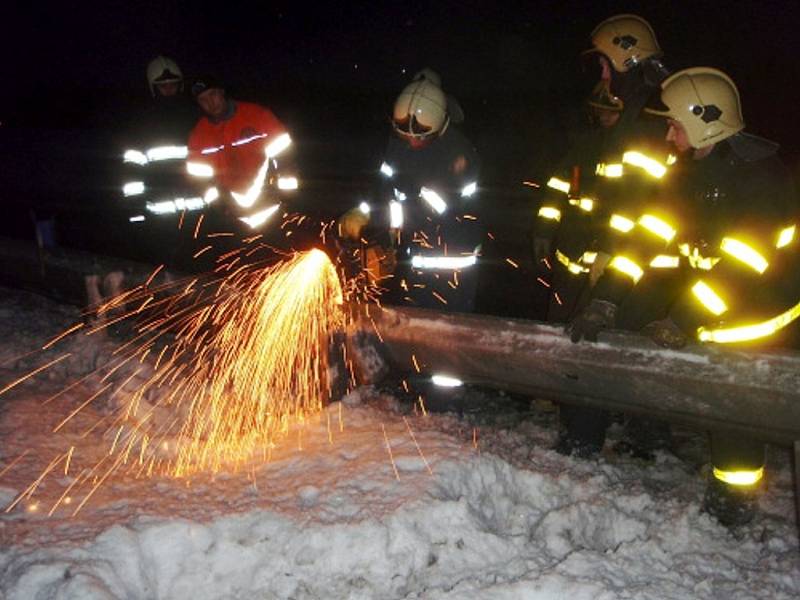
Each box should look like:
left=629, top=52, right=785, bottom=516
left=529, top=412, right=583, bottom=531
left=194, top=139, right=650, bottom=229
left=240, top=204, right=281, bottom=229
left=698, top=297, right=800, bottom=343
left=609, top=214, right=635, bottom=233
left=123, top=181, right=145, bottom=197
left=129, top=215, right=145, bottom=223
left=720, top=237, right=768, bottom=274
left=776, top=225, right=795, bottom=248
left=380, top=162, right=394, bottom=177
left=461, top=181, right=478, bottom=198
left=638, top=214, right=676, bottom=242
left=431, top=374, right=463, bottom=387
left=546, top=177, right=570, bottom=194
left=679, top=243, right=719, bottom=270
left=713, top=466, right=764, bottom=486
left=187, top=162, right=214, bottom=178
left=569, top=197, right=594, bottom=212
left=393, top=188, right=407, bottom=202
left=419, top=187, right=447, bottom=214
left=609, top=256, right=643, bottom=282
left=231, top=133, right=267, bottom=147
left=596, top=163, right=623, bottom=178
left=146, top=196, right=205, bottom=214
left=582, top=251, right=597, bottom=265
left=146, top=145, right=187, bottom=161
left=411, top=254, right=478, bottom=270
left=650, top=255, right=680, bottom=268
left=123, top=149, right=148, bottom=165
left=556, top=250, right=588, bottom=275
left=692, top=281, right=728, bottom=316
left=201, top=144, right=225, bottom=155
left=204, top=187, right=220, bottom=204
left=265, top=133, right=292, bottom=158
left=666, top=154, right=677, bottom=166
left=358, top=202, right=371, bottom=215
left=622, top=151, right=667, bottom=178
left=537, top=206, right=561, bottom=221
left=389, top=201, right=403, bottom=228
left=277, top=176, right=299, bottom=190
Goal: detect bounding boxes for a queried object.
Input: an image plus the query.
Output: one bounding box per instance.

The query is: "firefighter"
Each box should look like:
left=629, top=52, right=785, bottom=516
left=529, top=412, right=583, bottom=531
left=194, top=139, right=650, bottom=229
left=186, top=76, right=298, bottom=238
left=339, top=69, right=481, bottom=313
left=118, top=56, right=198, bottom=268
left=570, top=67, right=798, bottom=526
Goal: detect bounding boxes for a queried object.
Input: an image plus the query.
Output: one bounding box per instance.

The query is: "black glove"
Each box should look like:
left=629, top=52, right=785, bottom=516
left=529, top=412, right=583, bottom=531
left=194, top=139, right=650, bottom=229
left=642, top=318, right=688, bottom=349
left=533, top=236, right=552, bottom=264
left=567, top=299, right=617, bottom=343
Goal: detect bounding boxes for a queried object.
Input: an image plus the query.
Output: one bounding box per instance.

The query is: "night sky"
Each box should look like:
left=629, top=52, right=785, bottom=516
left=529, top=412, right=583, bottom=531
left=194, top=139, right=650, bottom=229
left=2, top=0, right=800, bottom=244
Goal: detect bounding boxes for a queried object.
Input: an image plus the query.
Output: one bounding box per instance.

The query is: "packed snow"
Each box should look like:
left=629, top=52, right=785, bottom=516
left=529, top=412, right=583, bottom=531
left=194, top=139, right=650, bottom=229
left=0, top=286, right=797, bottom=599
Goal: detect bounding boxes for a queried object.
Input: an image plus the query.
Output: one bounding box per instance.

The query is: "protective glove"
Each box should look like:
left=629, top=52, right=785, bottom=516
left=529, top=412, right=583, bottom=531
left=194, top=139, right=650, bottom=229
left=337, top=207, right=370, bottom=241
left=642, top=318, right=688, bottom=349
left=533, top=236, right=552, bottom=264
left=567, top=299, right=617, bottom=343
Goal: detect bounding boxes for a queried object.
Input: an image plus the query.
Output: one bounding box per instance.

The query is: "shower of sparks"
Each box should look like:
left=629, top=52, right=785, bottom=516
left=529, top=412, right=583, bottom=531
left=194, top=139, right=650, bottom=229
left=2, top=244, right=349, bottom=513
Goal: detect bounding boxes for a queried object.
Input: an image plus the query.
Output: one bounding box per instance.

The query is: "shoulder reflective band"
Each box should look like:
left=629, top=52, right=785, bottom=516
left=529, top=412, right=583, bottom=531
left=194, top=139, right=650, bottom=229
left=546, top=177, right=571, bottom=194
left=265, top=133, right=292, bottom=158
left=776, top=225, right=795, bottom=248
left=277, top=176, right=299, bottom=190
left=679, top=243, right=720, bottom=270
left=666, top=154, right=677, bottom=166
left=638, top=214, right=676, bottom=242
left=419, top=187, right=447, bottom=214
left=556, top=250, right=589, bottom=275
left=622, top=151, right=667, bottom=178
left=595, top=163, right=623, bottom=178
left=712, top=466, right=764, bottom=486
left=691, top=280, right=728, bottom=316
left=187, top=162, right=214, bottom=178
left=698, top=298, right=800, bottom=343
left=389, top=201, right=404, bottom=228
left=461, top=181, right=478, bottom=198
left=123, top=149, right=148, bottom=165
left=720, top=237, right=768, bottom=274
left=650, top=255, right=680, bottom=268
left=146, top=145, right=188, bottom=161
left=609, top=256, right=643, bottom=282
left=240, top=204, right=281, bottom=229
left=411, top=254, right=478, bottom=270
left=569, top=197, right=594, bottom=212
left=581, top=251, right=597, bottom=265
left=380, top=162, right=394, bottom=178
left=123, top=181, right=145, bottom=197
left=609, top=214, right=635, bottom=233
left=537, top=206, right=561, bottom=221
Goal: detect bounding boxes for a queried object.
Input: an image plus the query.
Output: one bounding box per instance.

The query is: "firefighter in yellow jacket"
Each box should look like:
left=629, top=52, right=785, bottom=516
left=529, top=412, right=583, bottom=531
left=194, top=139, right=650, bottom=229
left=570, top=67, right=798, bottom=526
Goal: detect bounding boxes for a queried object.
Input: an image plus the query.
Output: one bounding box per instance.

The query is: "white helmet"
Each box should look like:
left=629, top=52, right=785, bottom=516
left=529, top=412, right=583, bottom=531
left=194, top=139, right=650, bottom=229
left=647, top=67, right=744, bottom=148
left=392, top=74, right=449, bottom=141
left=147, top=56, right=183, bottom=96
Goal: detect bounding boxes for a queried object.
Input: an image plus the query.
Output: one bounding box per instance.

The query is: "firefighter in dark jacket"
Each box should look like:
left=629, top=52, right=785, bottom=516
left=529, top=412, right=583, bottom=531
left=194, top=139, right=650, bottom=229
left=340, top=69, right=481, bottom=313
left=570, top=67, right=799, bottom=526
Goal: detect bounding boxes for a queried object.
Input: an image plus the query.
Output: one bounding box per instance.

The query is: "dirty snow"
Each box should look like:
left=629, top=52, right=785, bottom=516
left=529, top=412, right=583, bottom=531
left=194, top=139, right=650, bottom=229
left=0, top=287, right=797, bottom=599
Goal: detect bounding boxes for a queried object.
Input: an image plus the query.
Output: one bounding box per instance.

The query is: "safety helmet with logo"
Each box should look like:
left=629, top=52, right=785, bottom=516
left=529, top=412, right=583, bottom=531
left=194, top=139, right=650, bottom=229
left=147, top=56, right=183, bottom=96
left=392, top=71, right=449, bottom=142
left=586, top=14, right=661, bottom=73
left=647, top=67, right=744, bottom=148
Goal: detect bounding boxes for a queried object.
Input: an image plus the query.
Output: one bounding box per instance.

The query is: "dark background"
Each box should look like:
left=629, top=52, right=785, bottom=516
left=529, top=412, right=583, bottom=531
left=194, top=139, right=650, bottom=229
left=1, top=0, right=799, bottom=263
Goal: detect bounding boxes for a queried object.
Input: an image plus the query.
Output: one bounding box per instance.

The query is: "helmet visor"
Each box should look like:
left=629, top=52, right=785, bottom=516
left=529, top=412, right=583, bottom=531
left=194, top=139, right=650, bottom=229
left=393, top=115, right=435, bottom=138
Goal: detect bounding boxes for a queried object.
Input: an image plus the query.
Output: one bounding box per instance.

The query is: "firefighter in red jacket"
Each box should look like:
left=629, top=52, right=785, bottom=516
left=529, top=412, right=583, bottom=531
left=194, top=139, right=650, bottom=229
left=186, top=76, right=298, bottom=232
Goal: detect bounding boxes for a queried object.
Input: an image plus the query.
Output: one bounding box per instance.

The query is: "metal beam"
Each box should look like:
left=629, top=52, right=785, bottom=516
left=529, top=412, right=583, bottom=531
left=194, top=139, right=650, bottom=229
left=350, top=304, right=800, bottom=446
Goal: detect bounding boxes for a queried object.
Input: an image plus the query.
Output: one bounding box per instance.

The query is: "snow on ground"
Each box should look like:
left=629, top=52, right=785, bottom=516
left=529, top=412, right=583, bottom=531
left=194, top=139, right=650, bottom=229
left=0, top=287, right=798, bottom=599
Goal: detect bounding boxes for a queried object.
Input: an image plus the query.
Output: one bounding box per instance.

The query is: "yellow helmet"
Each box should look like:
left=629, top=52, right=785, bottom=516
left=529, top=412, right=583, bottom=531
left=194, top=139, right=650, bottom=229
left=648, top=67, right=744, bottom=148
left=588, top=14, right=661, bottom=73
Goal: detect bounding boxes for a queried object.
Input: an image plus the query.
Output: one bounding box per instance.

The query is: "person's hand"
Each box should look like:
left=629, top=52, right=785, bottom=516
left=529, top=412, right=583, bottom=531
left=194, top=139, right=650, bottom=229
left=643, top=318, right=688, bottom=349
left=338, top=208, right=370, bottom=241
left=567, top=299, right=617, bottom=343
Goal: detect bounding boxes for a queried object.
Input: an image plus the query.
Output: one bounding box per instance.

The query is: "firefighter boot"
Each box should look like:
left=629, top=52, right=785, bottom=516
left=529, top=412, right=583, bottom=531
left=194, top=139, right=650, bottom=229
left=702, top=476, right=759, bottom=528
